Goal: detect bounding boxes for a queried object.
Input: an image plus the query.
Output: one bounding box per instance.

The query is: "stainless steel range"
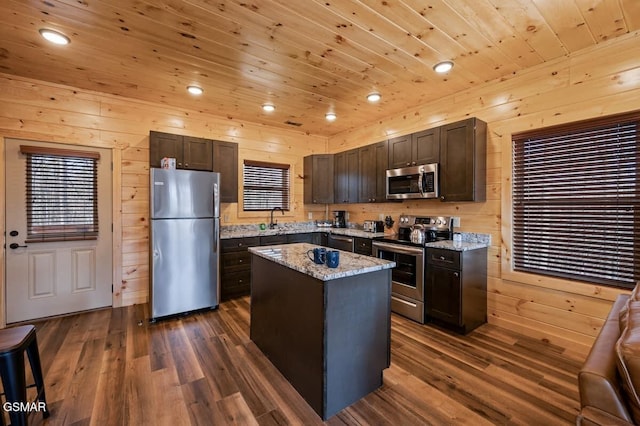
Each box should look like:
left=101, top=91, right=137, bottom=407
left=372, top=215, right=452, bottom=323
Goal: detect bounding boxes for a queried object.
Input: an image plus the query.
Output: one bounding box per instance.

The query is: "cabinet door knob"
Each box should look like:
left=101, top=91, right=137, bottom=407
left=440, top=195, right=445, bottom=201
left=454, top=272, right=459, bottom=278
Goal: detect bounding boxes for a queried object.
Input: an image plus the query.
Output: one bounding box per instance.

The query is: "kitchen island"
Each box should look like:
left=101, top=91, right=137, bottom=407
left=249, top=243, right=395, bottom=420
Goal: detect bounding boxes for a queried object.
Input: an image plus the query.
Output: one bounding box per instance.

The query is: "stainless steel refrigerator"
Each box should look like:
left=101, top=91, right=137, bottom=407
left=149, top=168, right=220, bottom=320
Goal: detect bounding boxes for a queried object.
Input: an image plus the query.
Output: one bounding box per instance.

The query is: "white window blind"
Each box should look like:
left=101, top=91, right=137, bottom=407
left=21, top=145, right=100, bottom=242
left=512, top=112, right=640, bottom=288
left=243, top=160, right=290, bottom=211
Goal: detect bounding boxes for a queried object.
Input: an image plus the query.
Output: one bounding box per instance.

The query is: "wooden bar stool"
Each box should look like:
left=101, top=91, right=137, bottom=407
left=0, top=325, right=49, bottom=426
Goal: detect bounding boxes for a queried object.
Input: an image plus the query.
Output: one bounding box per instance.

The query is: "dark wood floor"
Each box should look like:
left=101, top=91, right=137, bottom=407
left=10, top=296, right=585, bottom=425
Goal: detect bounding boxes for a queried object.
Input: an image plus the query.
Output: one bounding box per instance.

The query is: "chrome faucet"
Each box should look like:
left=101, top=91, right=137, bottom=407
left=269, top=207, right=284, bottom=229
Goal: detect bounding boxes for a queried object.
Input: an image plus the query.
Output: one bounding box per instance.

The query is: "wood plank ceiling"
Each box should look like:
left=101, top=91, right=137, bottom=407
left=1, top=0, right=639, bottom=136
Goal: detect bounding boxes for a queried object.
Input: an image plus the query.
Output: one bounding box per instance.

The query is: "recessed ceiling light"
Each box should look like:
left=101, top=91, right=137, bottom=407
left=262, top=103, right=276, bottom=112
left=187, top=85, right=203, bottom=95
left=367, top=92, right=381, bottom=103
left=325, top=112, right=337, bottom=121
left=39, top=29, right=70, bottom=45
left=433, top=61, right=454, bottom=74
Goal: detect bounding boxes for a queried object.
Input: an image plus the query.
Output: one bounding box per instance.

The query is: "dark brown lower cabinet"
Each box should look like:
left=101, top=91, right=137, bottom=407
left=220, top=237, right=259, bottom=301
left=286, top=233, right=315, bottom=244
left=353, top=237, right=373, bottom=256
left=425, top=247, right=487, bottom=334
left=221, top=233, right=322, bottom=300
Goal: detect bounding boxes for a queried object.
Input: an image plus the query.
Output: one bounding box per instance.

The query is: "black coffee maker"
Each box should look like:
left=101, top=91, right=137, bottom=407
left=333, top=210, right=347, bottom=228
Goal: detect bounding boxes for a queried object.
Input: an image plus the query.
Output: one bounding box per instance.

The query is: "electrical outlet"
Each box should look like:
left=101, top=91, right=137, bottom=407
left=308, top=212, right=313, bottom=220
left=451, top=217, right=461, bottom=227
left=379, top=213, right=384, bottom=220
left=223, top=214, right=229, bottom=222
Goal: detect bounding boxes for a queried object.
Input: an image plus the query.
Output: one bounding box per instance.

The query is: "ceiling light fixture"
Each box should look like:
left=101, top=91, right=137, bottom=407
left=262, top=103, right=276, bottom=112
left=39, top=29, right=70, bottom=45
left=187, top=85, right=204, bottom=95
left=433, top=61, right=454, bottom=74
left=325, top=112, right=337, bottom=122
left=367, top=92, right=381, bottom=103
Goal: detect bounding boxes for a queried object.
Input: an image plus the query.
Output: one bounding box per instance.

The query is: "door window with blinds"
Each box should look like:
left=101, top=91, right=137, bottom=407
left=21, top=145, right=100, bottom=242
left=512, top=112, right=639, bottom=289
left=243, top=160, right=290, bottom=211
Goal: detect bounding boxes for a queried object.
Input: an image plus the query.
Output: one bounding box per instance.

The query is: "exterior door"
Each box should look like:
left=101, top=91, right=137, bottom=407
left=4, top=139, right=112, bottom=323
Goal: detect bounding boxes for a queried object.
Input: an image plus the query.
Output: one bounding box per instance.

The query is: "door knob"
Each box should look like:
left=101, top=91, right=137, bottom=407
left=9, top=230, right=19, bottom=237
left=9, top=243, right=28, bottom=249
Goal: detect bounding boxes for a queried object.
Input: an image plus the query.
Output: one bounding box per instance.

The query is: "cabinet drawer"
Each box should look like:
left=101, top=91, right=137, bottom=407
left=221, top=270, right=251, bottom=300
left=222, top=251, right=251, bottom=271
left=427, top=248, right=460, bottom=269
left=260, top=235, right=288, bottom=245
left=221, top=237, right=260, bottom=252
left=353, top=237, right=372, bottom=256
left=287, top=233, right=314, bottom=243
left=222, top=269, right=251, bottom=285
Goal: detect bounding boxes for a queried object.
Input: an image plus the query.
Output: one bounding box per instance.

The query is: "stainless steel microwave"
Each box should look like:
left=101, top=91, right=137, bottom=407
left=386, top=163, right=439, bottom=200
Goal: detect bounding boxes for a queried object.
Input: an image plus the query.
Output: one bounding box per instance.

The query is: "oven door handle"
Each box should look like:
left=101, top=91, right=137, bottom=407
left=372, top=241, right=424, bottom=256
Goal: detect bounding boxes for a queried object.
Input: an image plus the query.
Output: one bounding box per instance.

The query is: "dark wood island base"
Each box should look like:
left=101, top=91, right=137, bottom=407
left=249, top=244, right=394, bottom=420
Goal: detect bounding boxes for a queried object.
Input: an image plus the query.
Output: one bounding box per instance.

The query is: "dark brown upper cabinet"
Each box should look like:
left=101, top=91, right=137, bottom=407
left=149, top=131, right=213, bottom=171
left=388, top=128, right=440, bottom=169
left=439, top=118, right=487, bottom=202
left=213, top=141, right=239, bottom=203
left=334, top=149, right=359, bottom=204
left=150, top=131, right=238, bottom=203
left=359, top=140, right=388, bottom=203
left=304, top=154, right=334, bottom=204
left=183, top=136, right=214, bottom=171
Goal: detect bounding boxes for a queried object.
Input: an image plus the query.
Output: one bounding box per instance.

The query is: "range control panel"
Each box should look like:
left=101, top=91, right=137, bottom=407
left=398, top=215, right=452, bottom=230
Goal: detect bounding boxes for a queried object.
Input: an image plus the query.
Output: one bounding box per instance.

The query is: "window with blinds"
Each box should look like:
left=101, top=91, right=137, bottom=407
left=243, top=160, right=290, bottom=211
left=21, top=145, right=100, bottom=242
left=512, top=112, right=640, bottom=289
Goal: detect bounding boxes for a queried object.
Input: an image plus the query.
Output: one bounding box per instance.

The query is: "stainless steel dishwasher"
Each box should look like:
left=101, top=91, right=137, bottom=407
left=327, top=234, right=354, bottom=252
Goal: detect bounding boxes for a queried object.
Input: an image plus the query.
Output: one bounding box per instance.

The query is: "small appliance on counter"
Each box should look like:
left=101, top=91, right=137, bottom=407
left=363, top=220, right=385, bottom=233
left=332, top=210, right=347, bottom=228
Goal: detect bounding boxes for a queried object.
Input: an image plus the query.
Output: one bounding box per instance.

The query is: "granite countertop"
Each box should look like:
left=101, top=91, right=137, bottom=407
left=249, top=243, right=396, bottom=281
left=222, top=221, right=491, bottom=251
left=221, top=222, right=386, bottom=240
left=424, top=240, right=489, bottom=252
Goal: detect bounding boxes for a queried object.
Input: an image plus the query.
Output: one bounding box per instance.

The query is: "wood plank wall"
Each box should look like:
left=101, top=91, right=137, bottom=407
left=0, top=30, right=638, bottom=354
left=328, top=31, right=640, bottom=357
left=0, top=76, right=327, bottom=317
